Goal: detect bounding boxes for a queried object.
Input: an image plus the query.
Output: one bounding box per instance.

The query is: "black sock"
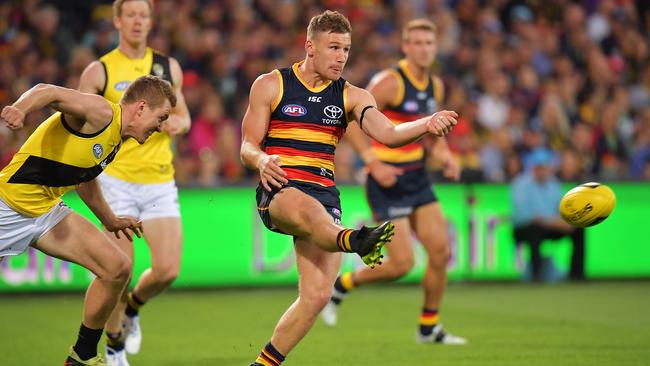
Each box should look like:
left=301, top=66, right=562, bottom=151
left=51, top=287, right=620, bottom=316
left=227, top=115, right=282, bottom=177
left=419, top=307, right=439, bottom=336
left=106, top=331, right=124, bottom=351
left=125, top=291, right=145, bottom=317
left=73, top=324, right=103, bottom=360
left=254, top=342, right=286, bottom=365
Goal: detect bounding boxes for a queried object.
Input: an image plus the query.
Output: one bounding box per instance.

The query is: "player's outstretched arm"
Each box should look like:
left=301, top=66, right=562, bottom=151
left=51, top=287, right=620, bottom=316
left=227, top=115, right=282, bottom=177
left=240, top=71, right=288, bottom=191
left=162, top=57, right=191, bottom=136
left=346, top=84, right=458, bottom=148
left=1, top=84, right=112, bottom=132
left=77, top=178, right=143, bottom=242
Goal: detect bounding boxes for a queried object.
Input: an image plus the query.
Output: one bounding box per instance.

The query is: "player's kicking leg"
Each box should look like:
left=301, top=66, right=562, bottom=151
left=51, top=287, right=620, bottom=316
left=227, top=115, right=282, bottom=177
left=322, top=217, right=413, bottom=326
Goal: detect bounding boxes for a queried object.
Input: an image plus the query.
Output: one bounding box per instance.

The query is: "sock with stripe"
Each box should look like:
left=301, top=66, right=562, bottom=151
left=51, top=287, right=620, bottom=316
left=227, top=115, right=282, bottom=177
left=336, top=229, right=362, bottom=253
left=73, top=323, right=103, bottom=360
left=254, top=342, right=285, bottom=366
left=330, top=272, right=355, bottom=305
left=125, top=291, right=145, bottom=317
left=106, top=331, right=124, bottom=351
left=419, top=307, right=440, bottom=336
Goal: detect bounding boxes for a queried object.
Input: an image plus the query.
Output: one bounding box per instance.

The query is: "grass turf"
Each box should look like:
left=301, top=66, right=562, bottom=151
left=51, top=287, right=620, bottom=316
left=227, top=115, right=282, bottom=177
left=1, top=281, right=649, bottom=366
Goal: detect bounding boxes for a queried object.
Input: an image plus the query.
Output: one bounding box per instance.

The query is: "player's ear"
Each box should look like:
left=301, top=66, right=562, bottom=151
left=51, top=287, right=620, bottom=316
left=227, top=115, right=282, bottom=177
left=306, top=39, right=315, bottom=58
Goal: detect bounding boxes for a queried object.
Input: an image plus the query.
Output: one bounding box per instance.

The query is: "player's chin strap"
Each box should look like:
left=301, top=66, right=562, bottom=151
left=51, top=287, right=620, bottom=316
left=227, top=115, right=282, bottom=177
left=359, top=105, right=375, bottom=129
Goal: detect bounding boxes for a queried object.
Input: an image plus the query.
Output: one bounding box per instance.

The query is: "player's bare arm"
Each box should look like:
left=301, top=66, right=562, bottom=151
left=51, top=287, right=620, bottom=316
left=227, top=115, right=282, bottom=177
left=78, top=60, right=106, bottom=94
left=345, top=71, right=405, bottom=187
left=346, top=83, right=458, bottom=147
left=425, top=76, right=461, bottom=181
left=1, top=84, right=113, bottom=133
left=162, top=57, right=191, bottom=136
left=77, top=179, right=143, bottom=242
left=240, top=71, right=288, bottom=191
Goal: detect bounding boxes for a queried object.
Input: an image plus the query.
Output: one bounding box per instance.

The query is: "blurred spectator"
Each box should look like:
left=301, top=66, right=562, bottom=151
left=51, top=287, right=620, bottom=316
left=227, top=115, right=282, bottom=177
left=511, top=148, right=586, bottom=282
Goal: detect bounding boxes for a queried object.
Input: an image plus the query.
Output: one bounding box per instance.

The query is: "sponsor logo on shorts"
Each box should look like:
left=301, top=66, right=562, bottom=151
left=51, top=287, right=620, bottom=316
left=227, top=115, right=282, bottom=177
left=282, top=104, right=307, bottom=117
left=388, top=206, right=413, bottom=218
left=331, top=207, right=341, bottom=218
left=92, top=144, right=104, bottom=159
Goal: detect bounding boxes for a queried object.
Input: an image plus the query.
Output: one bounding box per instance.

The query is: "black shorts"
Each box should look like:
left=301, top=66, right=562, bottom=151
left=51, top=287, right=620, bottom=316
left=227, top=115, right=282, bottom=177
left=366, top=167, right=437, bottom=221
left=256, top=181, right=342, bottom=235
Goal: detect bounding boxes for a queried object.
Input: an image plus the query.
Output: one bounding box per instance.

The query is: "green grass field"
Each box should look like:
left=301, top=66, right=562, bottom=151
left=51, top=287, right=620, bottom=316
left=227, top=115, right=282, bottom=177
left=2, top=282, right=649, bottom=366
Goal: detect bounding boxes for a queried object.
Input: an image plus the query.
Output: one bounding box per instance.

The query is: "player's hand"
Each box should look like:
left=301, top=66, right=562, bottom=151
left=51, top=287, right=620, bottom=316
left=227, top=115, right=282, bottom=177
left=367, top=160, right=403, bottom=188
left=1, top=106, right=26, bottom=130
left=104, top=216, right=143, bottom=242
left=162, top=118, right=189, bottom=136
left=426, top=110, right=458, bottom=137
left=257, top=154, right=288, bottom=191
left=442, top=155, right=461, bottom=181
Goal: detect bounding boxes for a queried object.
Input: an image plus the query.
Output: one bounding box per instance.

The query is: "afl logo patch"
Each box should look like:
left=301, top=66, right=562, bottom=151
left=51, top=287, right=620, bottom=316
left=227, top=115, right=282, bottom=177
left=114, top=81, right=130, bottom=91
left=323, top=105, right=343, bottom=119
left=92, top=144, right=104, bottom=159
left=282, top=104, right=307, bottom=117
left=404, top=100, right=419, bottom=113
left=152, top=63, right=165, bottom=77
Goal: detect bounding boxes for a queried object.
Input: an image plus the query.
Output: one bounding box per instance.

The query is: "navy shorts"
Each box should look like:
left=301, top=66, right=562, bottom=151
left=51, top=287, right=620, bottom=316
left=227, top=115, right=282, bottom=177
left=256, top=181, right=342, bottom=235
left=366, top=167, right=437, bottom=221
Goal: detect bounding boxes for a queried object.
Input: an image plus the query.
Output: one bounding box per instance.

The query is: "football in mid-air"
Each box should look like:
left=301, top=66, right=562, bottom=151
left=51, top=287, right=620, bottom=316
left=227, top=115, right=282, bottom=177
left=559, top=182, right=616, bottom=228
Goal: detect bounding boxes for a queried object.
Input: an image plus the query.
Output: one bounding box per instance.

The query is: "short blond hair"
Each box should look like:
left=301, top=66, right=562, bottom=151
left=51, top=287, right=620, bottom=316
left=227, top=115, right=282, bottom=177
left=402, top=19, right=437, bottom=41
left=113, top=0, right=153, bottom=17
left=122, top=75, right=177, bottom=109
left=307, top=10, right=352, bottom=39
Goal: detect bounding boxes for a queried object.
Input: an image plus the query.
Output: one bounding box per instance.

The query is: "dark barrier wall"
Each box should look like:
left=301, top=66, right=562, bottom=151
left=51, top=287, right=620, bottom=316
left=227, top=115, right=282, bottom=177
left=1, top=183, right=648, bottom=291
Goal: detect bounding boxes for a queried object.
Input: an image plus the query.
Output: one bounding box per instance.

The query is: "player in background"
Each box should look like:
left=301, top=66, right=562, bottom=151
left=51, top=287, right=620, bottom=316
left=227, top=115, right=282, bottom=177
left=241, top=11, right=459, bottom=366
left=321, top=19, right=467, bottom=345
left=78, top=1, right=190, bottom=365
left=0, top=76, right=176, bottom=366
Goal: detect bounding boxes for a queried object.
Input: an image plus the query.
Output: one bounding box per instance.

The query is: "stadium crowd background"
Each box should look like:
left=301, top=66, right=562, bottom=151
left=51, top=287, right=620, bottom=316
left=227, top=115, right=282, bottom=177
left=1, top=0, right=650, bottom=186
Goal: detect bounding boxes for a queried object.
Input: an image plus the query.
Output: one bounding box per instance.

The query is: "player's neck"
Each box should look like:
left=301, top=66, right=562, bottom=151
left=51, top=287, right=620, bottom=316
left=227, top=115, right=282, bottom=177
left=118, top=40, right=147, bottom=59
left=403, top=60, right=429, bottom=83
left=298, top=60, right=330, bottom=88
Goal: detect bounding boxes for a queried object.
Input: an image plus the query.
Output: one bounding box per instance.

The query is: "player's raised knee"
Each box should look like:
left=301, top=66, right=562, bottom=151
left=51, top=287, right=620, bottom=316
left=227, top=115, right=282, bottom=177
left=153, top=263, right=180, bottom=285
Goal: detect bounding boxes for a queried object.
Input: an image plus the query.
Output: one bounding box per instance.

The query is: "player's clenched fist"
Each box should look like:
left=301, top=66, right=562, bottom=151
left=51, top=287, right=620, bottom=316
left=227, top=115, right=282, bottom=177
left=1, top=106, right=26, bottom=130
left=426, top=110, right=458, bottom=137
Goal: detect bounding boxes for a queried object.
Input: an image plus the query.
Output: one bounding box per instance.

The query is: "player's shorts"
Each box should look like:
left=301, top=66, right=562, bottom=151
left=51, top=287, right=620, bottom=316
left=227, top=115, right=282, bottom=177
left=98, top=173, right=180, bottom=221
left=366, top=166, right=437, bottom=221
left=0, top=198, right=72, bottom=257
left=256, top=180, right=342, bottom=235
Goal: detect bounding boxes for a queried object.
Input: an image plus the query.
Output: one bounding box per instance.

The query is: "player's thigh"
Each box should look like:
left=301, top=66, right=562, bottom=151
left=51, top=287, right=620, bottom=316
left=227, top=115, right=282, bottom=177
left=411, top=202, right=449, bottom=254
left=268, top=188, right=334, bottom=237
left=142, top=217, right=182, bottom=271
left=294, top=238, right=342, bottom=299
left=33, top=212, right=129, bottom=278
left=383, top=217, right=415, bottom=265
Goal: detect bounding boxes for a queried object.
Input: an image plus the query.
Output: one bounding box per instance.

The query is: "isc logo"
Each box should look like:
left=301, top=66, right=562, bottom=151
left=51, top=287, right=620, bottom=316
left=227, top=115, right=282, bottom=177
left=282, top=104, right=307, bottom=117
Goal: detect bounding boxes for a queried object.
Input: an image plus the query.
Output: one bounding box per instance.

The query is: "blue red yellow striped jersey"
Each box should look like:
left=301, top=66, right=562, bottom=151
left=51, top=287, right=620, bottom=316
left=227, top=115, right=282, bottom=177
left=265, top=62, right=348, bottom=187
left=370, top=59, right=440, bottom=167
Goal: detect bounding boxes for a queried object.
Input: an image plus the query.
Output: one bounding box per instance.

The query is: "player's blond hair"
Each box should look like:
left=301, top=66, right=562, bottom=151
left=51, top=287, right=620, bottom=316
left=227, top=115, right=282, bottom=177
left=121, top=75, right=177, bottom=109
left=402, top=19, right=437, bottom=41
left=113, top=0, right=153, bottom=17
left=307, top=10, right=352, bottom=39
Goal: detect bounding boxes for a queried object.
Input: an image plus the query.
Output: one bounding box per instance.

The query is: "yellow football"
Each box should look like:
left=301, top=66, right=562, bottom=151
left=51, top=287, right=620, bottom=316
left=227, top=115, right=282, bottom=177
left=559, top=182, right=616, bottom=227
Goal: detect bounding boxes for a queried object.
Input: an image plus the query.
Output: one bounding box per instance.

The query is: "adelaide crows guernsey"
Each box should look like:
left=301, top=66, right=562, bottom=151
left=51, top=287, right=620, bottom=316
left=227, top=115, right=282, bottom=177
left=370, top=59, right=442, bottom=168
left=0, top=103, right=123, bottom=217
left=265, top=62, right=348, bottom=189
left=99, top=47, right=173, bottom=183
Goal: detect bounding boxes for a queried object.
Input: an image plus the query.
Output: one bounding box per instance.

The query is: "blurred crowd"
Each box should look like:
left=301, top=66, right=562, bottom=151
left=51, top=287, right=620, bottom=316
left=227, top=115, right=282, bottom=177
left=1, top=0, right=650, bottom=186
